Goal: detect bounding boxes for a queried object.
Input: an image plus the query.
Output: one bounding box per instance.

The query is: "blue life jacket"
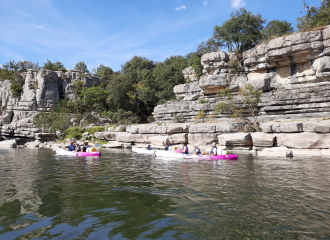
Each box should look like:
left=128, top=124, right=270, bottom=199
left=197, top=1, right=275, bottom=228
left=210, top=147, right=217, bottom=154
left=147, top=146, right=152, bottom=150
left=164, top=145, right=169, bottom=151
left=76, top=146, right=81, bottom=152
left=196, top=148, right=201, bottom=155
left=68, top=145, right=76, bottom=151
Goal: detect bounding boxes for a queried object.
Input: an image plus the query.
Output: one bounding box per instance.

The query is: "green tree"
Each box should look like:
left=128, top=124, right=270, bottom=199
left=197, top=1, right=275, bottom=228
left=297, top=0, right=330, bottom=31
left=210, top=8, right=266, bottom=53
left=153, top=56, right=188, bottom=102
left=262, top=20, right=294, bottom=39
left=43, top=59, right=64, bottom=71
left=74, top=61, right=89, bottom=73
left=81, top=86, right=108, bottom=112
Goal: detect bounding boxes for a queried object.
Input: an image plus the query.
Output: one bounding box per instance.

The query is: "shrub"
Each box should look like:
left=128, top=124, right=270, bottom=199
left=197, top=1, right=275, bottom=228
left=10, top=82, right=23, bottom=98
left=158, top=99, right=168, bottom=105
left=199, top=98, right=209, bottom=104
left=186, top=77, right=192, bottom=83
left=229, top=59, right=243, bottom=72
left=173, top=114, right=184, bottom=123
left=147, top=115, right=156, bottom=123
left=119, top=126, right=127, bottom=132
left=63, top=127, right=84, bottom=140
left=194, top=110, right=207, bottom=122
left=85, top=126, right=105, bottom=135
left=157, top=123, right=162, bottom=126
left=192, top=57, right=203, bottom=78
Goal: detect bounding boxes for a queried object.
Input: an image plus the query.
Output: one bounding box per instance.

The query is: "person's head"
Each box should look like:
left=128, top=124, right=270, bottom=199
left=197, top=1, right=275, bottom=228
left=211, top=142, right=216, bottom=147
left=75, top=143, right=79, bottom=146
left=70, top=141, right=73, bottom=145
left=182, top=142, right=186, bottom=146
left=194, top=145, right=198, bottom=148
left=84, top=142, right=88, bottom=146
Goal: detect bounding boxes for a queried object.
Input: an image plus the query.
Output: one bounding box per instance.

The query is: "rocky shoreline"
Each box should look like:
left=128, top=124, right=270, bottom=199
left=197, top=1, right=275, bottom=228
left=2, top=25, right=330, bottom=158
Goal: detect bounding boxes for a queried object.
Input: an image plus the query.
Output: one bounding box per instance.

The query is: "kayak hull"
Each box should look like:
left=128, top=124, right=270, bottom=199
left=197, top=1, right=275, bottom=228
left=154, top=150, right=191, bottom=158
left=132, top=147, right=155, bottom=154
left=55, top=149, right=100, bottom=157
left=188, top=154, right=238, bottom=160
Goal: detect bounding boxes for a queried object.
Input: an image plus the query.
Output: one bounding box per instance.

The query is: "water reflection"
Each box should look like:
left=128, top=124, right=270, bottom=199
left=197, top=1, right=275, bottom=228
left=0, top=148, right=330, bottom=239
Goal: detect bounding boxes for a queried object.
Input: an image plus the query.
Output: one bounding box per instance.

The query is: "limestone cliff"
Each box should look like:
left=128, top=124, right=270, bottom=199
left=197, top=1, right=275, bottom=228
left=153, top=25, right=330, bottom=122
left=0, top=70, right=100, bottom=138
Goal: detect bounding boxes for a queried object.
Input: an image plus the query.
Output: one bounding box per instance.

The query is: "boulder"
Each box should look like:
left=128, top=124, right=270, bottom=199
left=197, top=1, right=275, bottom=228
left=149, top=136, right=168, bottom=146
left=107, top=127, right=115, bottom=132
left=276, top=133, right=330, bottom=149
left=138, top=125, right=156, bottom=134
left=216, top=122, right=242, bottom=133
left=25, top=140, right=40, bottom=148
left=155, top=126, right=167, bottom=134
left=94, top=132, right=105, bottom=140
left=188, top=133, right=217, bottom=146
left=117, top=133, right=153, bottom=143
left=218, top=133, right=253, bottom=150
left=251, top=132, right=276, bottom=147
left=102, top=141, right=123, bottom=148
left=35, top=133, right=56, bottom=141
left=1, top=139, right=17, bottom=148
left=189, top=124, right=216, bottom=133
left=167, top=133, right=188, bottom=145
left=126, top=125, right=139, bottom=134
left=261, top=122, right=303, bottom=133
left=248, top=78, right=271, bottom=92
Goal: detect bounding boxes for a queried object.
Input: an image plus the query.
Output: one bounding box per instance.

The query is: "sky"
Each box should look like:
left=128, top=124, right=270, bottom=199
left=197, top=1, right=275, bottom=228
left=0, top=0, right=322, bottom=71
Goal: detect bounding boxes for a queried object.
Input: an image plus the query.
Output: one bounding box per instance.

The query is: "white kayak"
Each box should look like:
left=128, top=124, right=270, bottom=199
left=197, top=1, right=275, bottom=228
left=132, top=147, right=156, bottom=154
left=154, top=150, right=192, bottom=158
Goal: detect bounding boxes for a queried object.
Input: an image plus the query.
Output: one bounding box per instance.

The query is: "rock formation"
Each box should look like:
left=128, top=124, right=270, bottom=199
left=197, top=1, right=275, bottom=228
left=153, top=25, right=330, bottom=123
left=0, top=69, right=100, bottom=139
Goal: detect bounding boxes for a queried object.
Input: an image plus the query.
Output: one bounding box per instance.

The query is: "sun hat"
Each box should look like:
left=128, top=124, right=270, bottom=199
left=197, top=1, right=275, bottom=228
left=211, top=142, right=216, bottom=147
left=70, top=141, right=73, bottom=144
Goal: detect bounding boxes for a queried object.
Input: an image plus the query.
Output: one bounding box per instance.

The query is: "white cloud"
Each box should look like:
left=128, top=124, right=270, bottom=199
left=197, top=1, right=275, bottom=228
left=231, top=0, right=245, bottom=8
left=175, top=5, right=186, bottom=11
left=203, top=1, right=208, bottom=6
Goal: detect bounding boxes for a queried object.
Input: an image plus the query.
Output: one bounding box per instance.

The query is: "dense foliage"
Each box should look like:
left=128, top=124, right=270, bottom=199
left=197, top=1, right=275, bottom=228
left=262, top=20, right=294, bottom=39
left=210, top=8, right=266, bottom=53
left=43, top=59, right=65, bottom=71
left=75, top=61, right=89, bottom=73
left=297, top=0, right=330, bottom=31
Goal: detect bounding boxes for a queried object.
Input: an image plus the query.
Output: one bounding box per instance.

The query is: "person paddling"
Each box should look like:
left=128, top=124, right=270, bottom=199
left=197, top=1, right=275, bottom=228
left=81, top=142, right=89, bottom=152
left=193, top=145, right=201, bottom=155
left=181, top=142, right=188, bottom=154
left=75, top=143, right=81, bottom=152
left=146, top=145, right=152, bottom=150
left=68, top=141, right=75, bottom=151
left=202, top=142, right=217, bottom=156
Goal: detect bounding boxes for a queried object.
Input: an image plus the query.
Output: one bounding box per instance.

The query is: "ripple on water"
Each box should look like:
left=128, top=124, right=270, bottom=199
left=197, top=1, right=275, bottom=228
left=0, top=149, right=330, bottom=239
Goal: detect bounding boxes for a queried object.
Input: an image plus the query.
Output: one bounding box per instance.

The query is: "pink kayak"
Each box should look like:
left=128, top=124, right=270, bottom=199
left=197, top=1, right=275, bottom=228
left=188, top=154, right=238, bottom=160
left=76, top=152, right=100, bottom=157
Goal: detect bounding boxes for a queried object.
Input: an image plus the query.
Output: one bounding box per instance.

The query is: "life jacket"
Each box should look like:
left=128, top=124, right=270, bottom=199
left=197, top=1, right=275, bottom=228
left=81, top=146, right=87, bottom=152
left=75, top=146, right=81, bottom=152
left=183, top=146, right=188, bottom=154
left=196, top=148, right=201, bottom=155
left=68, top=145, right=76, bottom=151
left=210, top=147, right=217, bottom=154
left=165, top=145, right=169, bottom=151
left=147, top=146, right=152, bottom=150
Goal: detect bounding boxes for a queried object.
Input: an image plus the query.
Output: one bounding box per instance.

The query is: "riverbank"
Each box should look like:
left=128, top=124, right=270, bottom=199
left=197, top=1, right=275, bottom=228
left=4, top=117, right=330, bottom=158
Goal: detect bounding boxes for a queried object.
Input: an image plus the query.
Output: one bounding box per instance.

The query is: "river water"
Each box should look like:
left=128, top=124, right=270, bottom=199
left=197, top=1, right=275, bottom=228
left=0, top=148, right=330, bottom=239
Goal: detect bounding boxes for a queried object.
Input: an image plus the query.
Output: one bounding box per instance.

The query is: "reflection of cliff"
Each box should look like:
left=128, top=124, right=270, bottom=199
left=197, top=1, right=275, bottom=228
left=154, top=25, right=330, bottom=122
left=0, top=70, right=100, bottom=137
left=0, top=149, right=43, bottom=226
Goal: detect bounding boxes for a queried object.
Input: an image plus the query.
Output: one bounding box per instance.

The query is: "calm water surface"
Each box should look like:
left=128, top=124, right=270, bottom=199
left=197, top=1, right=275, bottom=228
left=0, top=148, right=330, bottom=239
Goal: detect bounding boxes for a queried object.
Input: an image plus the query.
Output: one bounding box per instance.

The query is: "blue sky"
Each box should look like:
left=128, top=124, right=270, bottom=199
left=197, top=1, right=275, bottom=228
left=0, top=0, right=321, bottom=71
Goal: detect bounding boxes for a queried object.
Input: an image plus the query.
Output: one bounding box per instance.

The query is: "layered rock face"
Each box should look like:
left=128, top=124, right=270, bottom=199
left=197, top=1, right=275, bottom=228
left=153, top=25, right=330, bottom=123
left=0, top=70, right=100, bottom=138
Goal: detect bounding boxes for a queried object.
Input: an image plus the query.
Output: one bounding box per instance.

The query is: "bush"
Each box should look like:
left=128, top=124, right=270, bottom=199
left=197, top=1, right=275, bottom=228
left=186, top=77, right=192, bottom=83
left=229, top=59, right=243, bottom=72
left=158, top=99, right=168, bottom=105
left=194, top=110, right=207, bottom=122
left=192, top=57, right=203, bottom=78
left=173, top=114, right=184, bottom=123
left=10, top=82, right=23, bottom=98
left=119, top=126, right=127, bottom=132
left=85, top=126, right=105, bottom=135
left=199, top=98, right=209, bottom=104
left=147, top=115, right=156, bottom=123
left=63, top=127, right=84, bottom=140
